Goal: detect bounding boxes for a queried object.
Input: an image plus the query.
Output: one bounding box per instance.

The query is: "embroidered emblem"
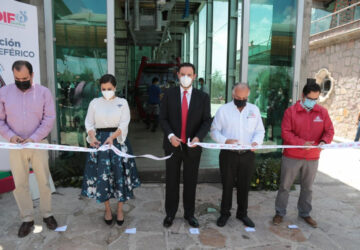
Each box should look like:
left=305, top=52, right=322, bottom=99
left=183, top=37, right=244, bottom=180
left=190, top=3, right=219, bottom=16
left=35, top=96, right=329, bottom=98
left=313, top=116, right=323, bottom=122
left=247, top=111, right=256, bottom=118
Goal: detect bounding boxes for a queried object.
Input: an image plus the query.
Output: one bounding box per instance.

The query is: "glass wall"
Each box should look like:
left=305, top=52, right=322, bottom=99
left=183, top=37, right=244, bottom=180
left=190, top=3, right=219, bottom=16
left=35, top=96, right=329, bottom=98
left=211, top=0, right=228, bottom=116
left=53, top=0, right=107, bottom=146
left=247, top=0, right=296, bottom=145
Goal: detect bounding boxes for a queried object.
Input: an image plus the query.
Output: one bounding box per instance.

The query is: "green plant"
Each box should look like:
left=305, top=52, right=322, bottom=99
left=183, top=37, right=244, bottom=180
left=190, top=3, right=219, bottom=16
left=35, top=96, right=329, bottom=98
left=251, top=152, right=282, bottom=191
left=50, top=152, right=86, bottom=187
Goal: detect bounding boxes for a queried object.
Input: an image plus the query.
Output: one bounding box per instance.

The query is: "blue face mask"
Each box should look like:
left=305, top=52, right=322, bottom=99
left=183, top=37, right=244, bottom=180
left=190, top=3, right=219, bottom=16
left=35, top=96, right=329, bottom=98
left=303, top=98, right=317, bottom=109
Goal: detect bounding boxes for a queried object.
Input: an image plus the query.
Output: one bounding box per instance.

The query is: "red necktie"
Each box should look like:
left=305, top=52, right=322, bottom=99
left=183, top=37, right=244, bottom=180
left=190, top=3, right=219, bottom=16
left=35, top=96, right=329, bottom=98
left=181, top=91, right=188, bottom=143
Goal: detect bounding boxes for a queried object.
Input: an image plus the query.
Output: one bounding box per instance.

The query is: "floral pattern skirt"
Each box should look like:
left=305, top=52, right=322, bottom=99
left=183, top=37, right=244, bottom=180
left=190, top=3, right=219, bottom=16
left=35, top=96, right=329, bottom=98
left=81, top=131, right=141, bottom=203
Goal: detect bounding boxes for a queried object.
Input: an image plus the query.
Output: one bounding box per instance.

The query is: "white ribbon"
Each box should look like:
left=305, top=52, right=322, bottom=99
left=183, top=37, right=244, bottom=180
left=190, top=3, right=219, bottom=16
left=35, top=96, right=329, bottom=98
left=187, top=139, right=360, bottom=150
left=0, top=142, right=172, bottom=161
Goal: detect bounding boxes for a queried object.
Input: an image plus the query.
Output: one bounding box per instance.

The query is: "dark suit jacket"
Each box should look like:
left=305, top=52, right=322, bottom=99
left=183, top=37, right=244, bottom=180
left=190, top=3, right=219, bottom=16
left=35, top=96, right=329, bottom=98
left=160, top=86, right=211, bottom=152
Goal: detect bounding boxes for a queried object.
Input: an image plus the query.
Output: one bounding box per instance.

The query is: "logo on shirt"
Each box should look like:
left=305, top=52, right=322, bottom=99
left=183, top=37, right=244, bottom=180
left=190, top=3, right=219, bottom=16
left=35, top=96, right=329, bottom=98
left=117, top=104, right=123, bottom=108
left=313, top=116, right=323, bottom=122
left=247, top=111, right=256, bottom=119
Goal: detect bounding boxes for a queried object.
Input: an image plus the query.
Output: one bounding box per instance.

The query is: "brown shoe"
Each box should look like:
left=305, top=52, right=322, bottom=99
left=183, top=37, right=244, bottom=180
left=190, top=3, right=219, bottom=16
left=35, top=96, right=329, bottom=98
left=272, top=214, right=283, bottom=225
left=18, top=221, right=34, bottom=238
left=301, top=216, right=317, bottom=228
left=43, top=216, right=58, bottom=230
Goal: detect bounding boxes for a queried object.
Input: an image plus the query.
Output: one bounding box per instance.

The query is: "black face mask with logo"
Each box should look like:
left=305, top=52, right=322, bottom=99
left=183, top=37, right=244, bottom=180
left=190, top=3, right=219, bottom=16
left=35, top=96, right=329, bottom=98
left=234, top=98, right=247, bottom=108
left=15, top=80, right=31, bottom=91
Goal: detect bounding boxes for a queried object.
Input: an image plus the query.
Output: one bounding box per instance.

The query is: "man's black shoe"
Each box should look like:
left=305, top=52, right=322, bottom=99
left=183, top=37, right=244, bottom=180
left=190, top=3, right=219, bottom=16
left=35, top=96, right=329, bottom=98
left=216, top=215, right=230, bottom=227
left=184, top=216, right=199, bottom=228
left=43, top=216, right=58, bottom=230
left=163, top=216, right=174, bottom=228
left=236, top=215, right=255, bottom=227
left=18, top=221, right=34, bottom=238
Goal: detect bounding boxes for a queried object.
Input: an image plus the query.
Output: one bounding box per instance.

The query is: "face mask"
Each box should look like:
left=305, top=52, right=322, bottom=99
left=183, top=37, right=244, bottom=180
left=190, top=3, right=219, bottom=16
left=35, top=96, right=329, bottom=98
left=102, top=90, right=115, bottom=100
left=15, top=80, right=31, bottom=91
left=234, top=98, right=247, bottom=108
left=303, top=98, right=316, bottom=110
left=180, top=76, right=192, bottom=88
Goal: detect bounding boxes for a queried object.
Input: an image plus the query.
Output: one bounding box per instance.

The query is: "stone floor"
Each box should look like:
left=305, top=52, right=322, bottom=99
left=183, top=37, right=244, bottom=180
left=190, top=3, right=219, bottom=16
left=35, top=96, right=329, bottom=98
left=1, top=166, right=360, bottom=250
left=128, top=120, right=221, bottom=171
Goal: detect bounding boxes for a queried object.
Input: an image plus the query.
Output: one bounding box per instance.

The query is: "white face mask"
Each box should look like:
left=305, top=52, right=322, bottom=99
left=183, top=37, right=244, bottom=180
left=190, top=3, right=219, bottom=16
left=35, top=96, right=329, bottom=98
left=102, top=90, right=115, bottom=100
left=180, top=76, right=193, bottom=88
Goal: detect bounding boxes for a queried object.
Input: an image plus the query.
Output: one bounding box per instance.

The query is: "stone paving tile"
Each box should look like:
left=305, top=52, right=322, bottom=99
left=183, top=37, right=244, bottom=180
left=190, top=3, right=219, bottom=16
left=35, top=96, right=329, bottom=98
left=1, top=172, right=360, bottom=250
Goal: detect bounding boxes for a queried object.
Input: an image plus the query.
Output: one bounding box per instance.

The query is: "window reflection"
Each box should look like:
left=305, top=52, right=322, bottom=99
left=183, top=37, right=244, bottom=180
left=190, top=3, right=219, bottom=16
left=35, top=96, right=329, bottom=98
left=54, top=0, right=107, bottom=146
left=248, top=0, right=296, bottom=145
left=211, top=0, right=228, bottom=116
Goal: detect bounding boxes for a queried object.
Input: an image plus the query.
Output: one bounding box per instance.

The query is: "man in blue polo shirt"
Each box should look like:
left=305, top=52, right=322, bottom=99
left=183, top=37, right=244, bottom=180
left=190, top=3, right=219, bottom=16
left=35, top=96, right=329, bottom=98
left=146, top=77, right=161, bottom=132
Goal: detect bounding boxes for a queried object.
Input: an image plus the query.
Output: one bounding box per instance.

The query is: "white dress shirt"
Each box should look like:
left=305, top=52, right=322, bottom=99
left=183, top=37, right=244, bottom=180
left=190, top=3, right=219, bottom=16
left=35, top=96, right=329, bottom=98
left=210, top=101, right=265, bottom=145
left=168, top=86, right=193, bottom=141
left=180, top=85, right=192, bottom=107
left=85, top=97, right=130, bottom=143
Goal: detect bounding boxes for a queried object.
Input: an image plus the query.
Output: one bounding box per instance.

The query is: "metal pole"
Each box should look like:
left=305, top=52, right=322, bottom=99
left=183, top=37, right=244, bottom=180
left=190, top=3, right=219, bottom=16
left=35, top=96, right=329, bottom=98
left=186, top=26, right=190, bottom=62
left=156, top=1, right=162, bottom=32
left=293, top=0, right=305, bottom=103
left=240, top=0, right=250, bottom=83
left=226, top=0, right=238, bottom=102
left=44, top=0, right=59, bottom=145
left=193, top=14, right=199, bottom=76
left=205, top=0, right=213, bottom=98
left=134, top=0, right=140, bottom=31
left=107, top=0, right=115, bottom=75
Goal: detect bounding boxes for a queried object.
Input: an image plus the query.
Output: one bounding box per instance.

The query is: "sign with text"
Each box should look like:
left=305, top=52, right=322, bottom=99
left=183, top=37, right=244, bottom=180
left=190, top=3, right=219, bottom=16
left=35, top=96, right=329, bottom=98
left=0, top=0, right=40, bottom=171
left=0, top=0, right=40, bottom=86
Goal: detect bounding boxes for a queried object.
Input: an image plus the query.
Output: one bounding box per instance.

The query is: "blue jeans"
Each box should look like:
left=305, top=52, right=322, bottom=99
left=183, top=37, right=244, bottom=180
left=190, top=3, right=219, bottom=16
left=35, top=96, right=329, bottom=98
left=355, top=124, right=360, bottom=141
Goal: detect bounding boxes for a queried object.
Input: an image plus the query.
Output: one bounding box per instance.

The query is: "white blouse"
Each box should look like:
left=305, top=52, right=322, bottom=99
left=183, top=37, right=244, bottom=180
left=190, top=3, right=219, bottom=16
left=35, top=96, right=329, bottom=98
left=85, top=97, right=130, bottom=143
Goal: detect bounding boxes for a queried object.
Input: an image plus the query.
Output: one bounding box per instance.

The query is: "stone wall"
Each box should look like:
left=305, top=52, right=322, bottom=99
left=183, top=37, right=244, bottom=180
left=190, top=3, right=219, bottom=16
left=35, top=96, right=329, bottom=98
left=307, top=37, right=360, bottom=140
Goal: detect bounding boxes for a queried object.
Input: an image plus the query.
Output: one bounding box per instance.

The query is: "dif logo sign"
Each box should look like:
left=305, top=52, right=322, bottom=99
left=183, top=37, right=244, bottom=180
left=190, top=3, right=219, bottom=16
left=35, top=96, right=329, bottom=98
left=0, top=10, right=28, bottom=26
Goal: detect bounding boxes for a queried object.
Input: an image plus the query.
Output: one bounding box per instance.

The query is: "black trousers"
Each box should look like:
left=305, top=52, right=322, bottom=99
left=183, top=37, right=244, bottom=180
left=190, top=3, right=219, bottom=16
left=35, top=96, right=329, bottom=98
left=165, top=143, right=201, bottom=218
left=219, top=150, right=255, bottom=217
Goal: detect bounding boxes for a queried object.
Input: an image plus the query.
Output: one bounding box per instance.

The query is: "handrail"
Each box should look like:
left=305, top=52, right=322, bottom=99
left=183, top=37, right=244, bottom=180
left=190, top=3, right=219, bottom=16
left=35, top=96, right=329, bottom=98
left=311, top=2, right=360, bottom=24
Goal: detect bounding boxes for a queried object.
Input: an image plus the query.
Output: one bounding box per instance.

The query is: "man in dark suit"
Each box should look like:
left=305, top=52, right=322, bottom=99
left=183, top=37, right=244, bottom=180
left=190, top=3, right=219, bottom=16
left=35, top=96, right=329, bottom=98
left=160, top=63, right=211, bottom=228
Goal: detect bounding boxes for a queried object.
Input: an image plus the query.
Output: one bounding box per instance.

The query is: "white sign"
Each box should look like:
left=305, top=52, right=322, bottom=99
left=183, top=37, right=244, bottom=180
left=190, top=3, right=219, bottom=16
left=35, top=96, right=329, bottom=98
left=125, top=228, right=136, bottom=234
left=0, top=0, right=40, bottom=171
left=0, top=0, right=40, bottom=85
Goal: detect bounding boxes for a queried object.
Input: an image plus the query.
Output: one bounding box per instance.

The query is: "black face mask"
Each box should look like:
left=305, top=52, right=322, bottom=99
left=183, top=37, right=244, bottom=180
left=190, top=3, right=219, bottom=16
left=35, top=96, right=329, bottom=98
left=15, top=80, right=31, bottom=91
left=234, top=98, right=247, bottom=108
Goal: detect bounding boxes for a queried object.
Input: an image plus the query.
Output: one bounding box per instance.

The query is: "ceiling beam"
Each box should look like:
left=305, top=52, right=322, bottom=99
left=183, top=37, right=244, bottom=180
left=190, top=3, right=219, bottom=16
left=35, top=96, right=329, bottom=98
left=173, top=0, right=204, bottom=3
left=168, top=26, right=186, bottom=33
left=169, top=14, right=194, bottom=22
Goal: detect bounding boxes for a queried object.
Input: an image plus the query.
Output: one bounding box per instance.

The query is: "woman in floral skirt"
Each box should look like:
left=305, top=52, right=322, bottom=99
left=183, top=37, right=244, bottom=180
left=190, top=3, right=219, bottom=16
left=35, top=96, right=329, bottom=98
left=81, top=74, right=140, bottom=226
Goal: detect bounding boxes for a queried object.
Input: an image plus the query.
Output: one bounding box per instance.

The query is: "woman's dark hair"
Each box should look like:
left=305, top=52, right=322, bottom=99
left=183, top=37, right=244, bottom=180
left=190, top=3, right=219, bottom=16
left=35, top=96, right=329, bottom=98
left=12, top=60, right=33, bottom=74
left=99, top=74, right=116, bottom=87
left=178, top=63, right=196, bottom=74
left=303, top=81, right=321, bottom=96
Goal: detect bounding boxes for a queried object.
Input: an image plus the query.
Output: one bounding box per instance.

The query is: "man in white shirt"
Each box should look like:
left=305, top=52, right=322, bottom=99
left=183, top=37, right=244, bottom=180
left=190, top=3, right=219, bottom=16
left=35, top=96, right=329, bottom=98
left=211, top=83, right=265, bottom=228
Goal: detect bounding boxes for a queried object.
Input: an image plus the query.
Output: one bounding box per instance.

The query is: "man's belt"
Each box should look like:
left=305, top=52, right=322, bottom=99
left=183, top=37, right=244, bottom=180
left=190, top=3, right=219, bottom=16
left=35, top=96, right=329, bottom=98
left=229, top=149, right=249, bottom=155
